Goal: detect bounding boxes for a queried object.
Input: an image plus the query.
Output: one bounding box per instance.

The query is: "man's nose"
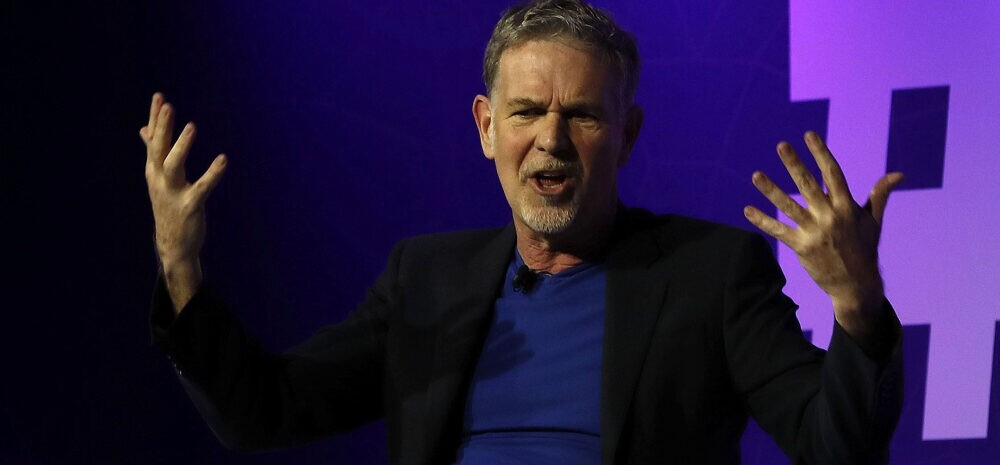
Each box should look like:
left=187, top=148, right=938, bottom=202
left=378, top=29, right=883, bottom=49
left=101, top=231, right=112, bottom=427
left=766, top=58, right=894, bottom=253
left=535, top=114, right=572, bottom=157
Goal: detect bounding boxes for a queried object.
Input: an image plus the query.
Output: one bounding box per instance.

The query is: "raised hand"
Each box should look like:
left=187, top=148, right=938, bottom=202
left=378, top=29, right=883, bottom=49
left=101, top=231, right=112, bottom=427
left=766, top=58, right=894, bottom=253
left=140, top=92, right=227, bottom=312
left=743, top=131, right=904, bottom=341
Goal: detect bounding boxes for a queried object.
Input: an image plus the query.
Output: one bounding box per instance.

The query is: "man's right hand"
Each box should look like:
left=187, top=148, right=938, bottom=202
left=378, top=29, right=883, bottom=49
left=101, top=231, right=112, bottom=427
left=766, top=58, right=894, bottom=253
left=140, top=93, right=227, bottom=314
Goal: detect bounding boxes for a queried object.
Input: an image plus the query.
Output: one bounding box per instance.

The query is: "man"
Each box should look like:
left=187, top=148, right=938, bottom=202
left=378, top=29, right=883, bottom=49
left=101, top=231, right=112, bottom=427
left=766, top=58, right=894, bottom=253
left=141, top=1, right=903, bottom=464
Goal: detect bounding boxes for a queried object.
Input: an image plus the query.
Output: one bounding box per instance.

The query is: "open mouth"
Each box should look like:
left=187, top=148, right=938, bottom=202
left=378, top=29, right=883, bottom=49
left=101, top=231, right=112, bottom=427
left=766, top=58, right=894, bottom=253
left=535, top=172, right=568, bottom=187
left=530, top=171, right=574, bottom=195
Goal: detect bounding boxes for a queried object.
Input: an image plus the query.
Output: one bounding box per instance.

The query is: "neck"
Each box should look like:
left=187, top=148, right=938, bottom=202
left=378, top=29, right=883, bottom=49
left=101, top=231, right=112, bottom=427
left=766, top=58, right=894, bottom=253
left=514, top=205, right=617, bottom=274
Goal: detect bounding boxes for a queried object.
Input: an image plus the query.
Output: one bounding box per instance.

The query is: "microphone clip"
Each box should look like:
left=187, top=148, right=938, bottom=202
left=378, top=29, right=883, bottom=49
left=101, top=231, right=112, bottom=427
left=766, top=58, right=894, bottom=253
left=512, top=264, right=539, bottom=294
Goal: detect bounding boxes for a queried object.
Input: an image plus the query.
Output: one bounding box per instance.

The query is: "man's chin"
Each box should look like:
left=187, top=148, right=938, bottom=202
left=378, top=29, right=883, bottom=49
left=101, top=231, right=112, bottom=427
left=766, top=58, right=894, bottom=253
left=518, top=204, right=579, bottom=235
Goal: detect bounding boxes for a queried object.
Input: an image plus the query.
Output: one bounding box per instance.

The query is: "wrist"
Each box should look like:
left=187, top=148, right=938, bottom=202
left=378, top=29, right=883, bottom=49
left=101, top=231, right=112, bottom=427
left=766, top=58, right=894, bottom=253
left=159, top=257, right=203, bottom=314
left=833, top=286, right=886, bottom=343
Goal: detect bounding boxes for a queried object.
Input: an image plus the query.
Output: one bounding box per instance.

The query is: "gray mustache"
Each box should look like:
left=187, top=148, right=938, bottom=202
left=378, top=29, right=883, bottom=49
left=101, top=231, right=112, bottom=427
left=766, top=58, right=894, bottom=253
left=518, top=160, right=582, bottom=182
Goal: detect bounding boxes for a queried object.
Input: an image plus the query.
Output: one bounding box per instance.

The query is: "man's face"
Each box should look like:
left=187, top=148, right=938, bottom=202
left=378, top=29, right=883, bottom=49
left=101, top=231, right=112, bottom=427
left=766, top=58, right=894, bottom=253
left=473, top=40, right=640, bottom=236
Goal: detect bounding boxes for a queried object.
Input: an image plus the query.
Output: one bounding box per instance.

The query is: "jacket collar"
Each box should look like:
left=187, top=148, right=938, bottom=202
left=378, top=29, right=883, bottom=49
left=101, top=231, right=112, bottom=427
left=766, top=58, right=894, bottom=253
left=601, top=207, right=674, bottom=464
left=422, top=224, right=515, bottom=464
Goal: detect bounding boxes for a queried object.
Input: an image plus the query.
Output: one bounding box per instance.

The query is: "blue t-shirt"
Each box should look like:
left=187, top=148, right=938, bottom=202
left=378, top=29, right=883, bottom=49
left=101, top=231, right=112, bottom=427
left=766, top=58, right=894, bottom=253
left=455, top=252, right=606, bottom=464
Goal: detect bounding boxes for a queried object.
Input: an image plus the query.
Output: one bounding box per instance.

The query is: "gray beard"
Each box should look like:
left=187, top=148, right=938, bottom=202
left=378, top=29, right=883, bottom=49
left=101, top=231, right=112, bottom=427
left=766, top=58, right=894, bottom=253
left=517, top=193, right=580, bottom=235
left=515, top=158, right=583, bottom=234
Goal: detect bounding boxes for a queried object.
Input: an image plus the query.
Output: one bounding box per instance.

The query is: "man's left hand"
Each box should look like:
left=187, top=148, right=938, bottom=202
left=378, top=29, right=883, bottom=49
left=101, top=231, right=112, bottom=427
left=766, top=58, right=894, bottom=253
left=743, top=131, right=904, bottom=343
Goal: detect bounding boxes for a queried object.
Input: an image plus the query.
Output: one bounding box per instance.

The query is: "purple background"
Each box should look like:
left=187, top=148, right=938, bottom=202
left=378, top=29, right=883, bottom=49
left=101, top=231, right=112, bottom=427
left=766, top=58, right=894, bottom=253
left=5, top=0, right=996, bottom=463
left=783, top=0, right=1000, bottom=443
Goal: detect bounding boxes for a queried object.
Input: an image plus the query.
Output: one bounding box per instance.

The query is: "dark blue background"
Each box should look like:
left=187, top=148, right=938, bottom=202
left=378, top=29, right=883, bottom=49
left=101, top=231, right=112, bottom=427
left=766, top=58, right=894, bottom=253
left=5, top=1, right=996, bottom=463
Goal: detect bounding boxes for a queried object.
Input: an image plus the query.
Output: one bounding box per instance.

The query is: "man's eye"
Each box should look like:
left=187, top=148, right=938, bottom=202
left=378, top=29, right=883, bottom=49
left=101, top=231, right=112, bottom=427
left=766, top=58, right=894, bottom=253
left=513, top=109, right=543, bottom=118
left=569, top=112, right=598, bottom=123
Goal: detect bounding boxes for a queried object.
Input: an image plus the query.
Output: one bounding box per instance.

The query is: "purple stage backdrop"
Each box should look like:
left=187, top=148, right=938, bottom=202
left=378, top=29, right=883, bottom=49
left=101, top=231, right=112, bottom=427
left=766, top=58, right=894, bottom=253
left=5, top=0, right=997, bottom=463
left=782, top=0, right=1000, bottom=443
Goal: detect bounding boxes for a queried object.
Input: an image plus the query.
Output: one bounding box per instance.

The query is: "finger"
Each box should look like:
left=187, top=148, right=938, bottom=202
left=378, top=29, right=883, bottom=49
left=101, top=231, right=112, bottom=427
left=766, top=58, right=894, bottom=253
left=150, top=103, right=174, bottom=166
left=743, top=205, right=798, bottom=248
left=751, top=171, right=811, bottom=225
left=164, top=122, right=196, bottom=179
left=863, top=172, right=905, bottom=226
left=776, top=141, right=826, bottom=209
left=191, top=154, right=228, bottom=206
left=148, top=92, right=163, bottom=136
left=139, top=126, right=150, bottom=144
left=804, top=131, right=853, bottom=208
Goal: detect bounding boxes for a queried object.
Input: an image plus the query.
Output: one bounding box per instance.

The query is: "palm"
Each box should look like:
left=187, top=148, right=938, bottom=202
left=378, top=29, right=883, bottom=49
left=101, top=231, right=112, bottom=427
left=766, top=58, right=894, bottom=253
left=743, top=131, right=903, bottom=329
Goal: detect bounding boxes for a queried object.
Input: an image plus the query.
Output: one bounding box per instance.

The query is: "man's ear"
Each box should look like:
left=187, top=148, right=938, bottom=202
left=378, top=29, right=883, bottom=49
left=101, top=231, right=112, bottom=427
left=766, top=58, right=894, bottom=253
left=472, top=95, right=495, bottom=160
left=618, top=104, right=643, bottom=167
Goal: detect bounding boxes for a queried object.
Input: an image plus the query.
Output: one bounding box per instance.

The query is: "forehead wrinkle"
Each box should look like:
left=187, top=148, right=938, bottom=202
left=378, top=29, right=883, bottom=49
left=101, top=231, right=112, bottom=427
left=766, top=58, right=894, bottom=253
left=496, top=40, right=620, bottom=115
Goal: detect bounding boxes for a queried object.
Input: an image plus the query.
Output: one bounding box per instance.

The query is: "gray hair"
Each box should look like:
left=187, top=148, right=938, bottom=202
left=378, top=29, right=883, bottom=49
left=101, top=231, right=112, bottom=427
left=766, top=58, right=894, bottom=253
left=482, top=0, right=640, bottom=107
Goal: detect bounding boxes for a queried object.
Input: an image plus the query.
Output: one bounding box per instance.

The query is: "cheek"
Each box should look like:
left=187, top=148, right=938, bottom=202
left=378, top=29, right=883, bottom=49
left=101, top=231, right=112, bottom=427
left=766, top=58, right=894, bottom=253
left=577, top=134, right=619, bottom=164
left=495, top=128, right=533, bottom=169
left=578, top=136, right=623, bottom=187
left=494, top=160, right=522, bottom=208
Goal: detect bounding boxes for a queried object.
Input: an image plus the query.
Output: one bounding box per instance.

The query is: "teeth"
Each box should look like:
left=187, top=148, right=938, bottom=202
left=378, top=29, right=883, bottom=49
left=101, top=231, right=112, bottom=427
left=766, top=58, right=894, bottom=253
left=537, top=175, right=566, bottom=188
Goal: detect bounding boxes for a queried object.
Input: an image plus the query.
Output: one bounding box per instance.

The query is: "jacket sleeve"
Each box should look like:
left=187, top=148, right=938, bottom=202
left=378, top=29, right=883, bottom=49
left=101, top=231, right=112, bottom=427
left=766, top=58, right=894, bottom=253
left=723, top=233, right=903, bottom=465
left=149, top=240, right=407, bottom=452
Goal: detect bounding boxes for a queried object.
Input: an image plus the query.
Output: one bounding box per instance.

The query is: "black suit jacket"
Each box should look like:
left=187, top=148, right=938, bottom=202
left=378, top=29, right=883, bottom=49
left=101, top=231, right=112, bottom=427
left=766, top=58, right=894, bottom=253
left=152, top=208, right=902, bottom=464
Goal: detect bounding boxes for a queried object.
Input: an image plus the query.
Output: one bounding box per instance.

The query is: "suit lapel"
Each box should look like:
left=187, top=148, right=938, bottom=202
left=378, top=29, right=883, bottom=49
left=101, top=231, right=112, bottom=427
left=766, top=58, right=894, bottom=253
left=601, top=211, right=674, bottom=464
left=420, top=225, right=515, bottom=463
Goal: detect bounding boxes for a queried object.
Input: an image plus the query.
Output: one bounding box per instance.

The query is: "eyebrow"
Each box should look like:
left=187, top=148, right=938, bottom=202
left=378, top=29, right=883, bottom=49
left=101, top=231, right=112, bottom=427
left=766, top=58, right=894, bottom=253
left=506, top=97, right=544, bottom=109
left=506, top=97, right=605, bottom=116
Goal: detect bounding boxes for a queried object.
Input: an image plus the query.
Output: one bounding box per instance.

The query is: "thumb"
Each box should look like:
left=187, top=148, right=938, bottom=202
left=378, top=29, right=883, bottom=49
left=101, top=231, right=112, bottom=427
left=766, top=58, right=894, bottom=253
left=863, top=172, right=905, bottom=226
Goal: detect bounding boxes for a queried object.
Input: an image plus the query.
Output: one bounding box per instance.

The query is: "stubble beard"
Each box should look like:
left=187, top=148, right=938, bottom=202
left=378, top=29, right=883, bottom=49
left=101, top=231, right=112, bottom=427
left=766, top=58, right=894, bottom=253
left=491, top=121, right=582, bottom=235
left=513, top=155, right=584, bottom=235
left=516, top=191, right=581, bottom=235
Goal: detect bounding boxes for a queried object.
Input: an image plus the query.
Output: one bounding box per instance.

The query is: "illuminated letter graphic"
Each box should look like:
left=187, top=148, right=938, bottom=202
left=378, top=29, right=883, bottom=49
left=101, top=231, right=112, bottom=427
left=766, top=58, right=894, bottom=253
left=785, top=0, right=1000, bottom=440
